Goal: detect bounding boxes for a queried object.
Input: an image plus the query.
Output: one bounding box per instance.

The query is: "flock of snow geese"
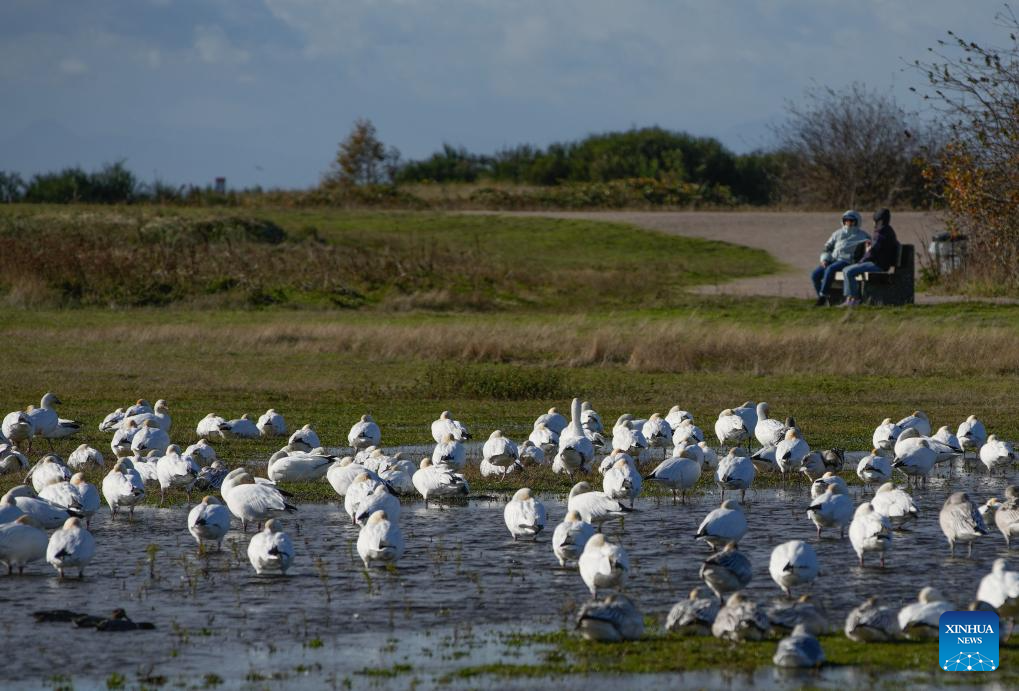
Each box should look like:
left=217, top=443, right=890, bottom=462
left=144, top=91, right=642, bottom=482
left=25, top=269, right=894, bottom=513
left=2, top=393, right=1019, bottom=669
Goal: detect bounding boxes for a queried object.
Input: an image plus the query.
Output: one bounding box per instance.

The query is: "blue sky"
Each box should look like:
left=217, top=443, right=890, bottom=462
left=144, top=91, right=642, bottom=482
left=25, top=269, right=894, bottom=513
left=0, top=1, right=1006, bottom=188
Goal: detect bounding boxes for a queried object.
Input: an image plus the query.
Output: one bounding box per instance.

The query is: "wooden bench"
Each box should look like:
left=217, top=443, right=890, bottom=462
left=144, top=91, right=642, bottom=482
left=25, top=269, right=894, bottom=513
left=830, top=244, right=914, bottom=305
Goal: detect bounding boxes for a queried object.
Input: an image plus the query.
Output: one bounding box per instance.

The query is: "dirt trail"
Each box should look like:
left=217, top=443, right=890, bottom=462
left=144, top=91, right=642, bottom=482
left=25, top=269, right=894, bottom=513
left=499, top=210, right=952, bottom=301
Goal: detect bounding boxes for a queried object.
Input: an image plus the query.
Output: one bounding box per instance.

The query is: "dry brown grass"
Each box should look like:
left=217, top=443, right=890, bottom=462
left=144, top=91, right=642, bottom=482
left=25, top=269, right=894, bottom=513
left=10, top=317, right=1017, bottom=377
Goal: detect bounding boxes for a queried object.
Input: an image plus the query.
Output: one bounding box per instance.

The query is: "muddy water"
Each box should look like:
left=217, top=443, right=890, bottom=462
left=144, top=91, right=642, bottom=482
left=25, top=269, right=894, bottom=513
left=3, top=454, right=1015, bottom=689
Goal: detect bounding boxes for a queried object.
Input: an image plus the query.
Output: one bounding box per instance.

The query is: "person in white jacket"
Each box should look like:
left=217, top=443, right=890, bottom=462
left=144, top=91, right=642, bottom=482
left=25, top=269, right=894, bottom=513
left=810, top=210, right=870, bottom=306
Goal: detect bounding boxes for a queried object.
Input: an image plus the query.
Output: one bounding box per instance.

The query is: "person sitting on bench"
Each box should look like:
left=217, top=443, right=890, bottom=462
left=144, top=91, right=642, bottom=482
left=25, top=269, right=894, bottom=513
left=811, top=210, right=870, bottom=306
left=839, top=208, right=900, bottom=307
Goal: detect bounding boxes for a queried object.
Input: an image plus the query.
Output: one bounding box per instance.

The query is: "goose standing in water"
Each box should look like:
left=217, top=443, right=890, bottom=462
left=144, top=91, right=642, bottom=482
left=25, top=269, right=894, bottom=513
left=256, top=408, right=287, bottom=437
left=155, top=445, right=199, bottom=505
left=644, top=449, right=701, bottom=502
left=39, top=474, right=100, bottom=528
left=980, top=435, right=1015, bottom=475
left=976, top=558, right=1019, bottom=615
left=870, top=482, right=919, bottom=529
left=552, top=511, right=595, bottom=567
left=712, top=592, right=769, bottom=641
left=699, top=543, right=752, bottom=599
left=431, top=411, right=471, bottom=443
left=849, top=502, right=892, bottom=566
left=640, top=413, right=672, bottom=452
left=221, top=469, right=297, bottom=531
left=247, top=519, right=294, bottom=575
left=844, top=597, right=901, bottom=641
left=554, top=399, right=594, bottom=476
left=981, top=486, right=1019, bottom=546
left=769, top=540, right=818, bottom=597
left=666, top=586, right=721, bottom=635
left=856, top=449, right=892, bottom=488
left=575, top=595, right=643, bottom=642
left=504, top=488, right=546, bottom=541
left=898, top=587, right=952, bottom=639
left=188, top=496, right=231, bottom=552
left=891, top=438, right=937, bottom=486
left=357, top=510, right=405, bottom=568
left=957, top=415, right=988, bottom=456
left=268, top=449, right=334, bottom=483
left=714, top=409, right=749, bottom=447
left=807, top=484, right=853, bottom=539
left=715, top=448, right=755, bottom=504
left=101, top=462, right=145, bottom=520
left=603, top=458, right=641, bottom=508
left=940, top=492, right=989, bottom=557
left=773, top=624, right=825, bottom=668
left=0, top=516, right=48, bottom=574
left=696, top=501, right=748, bottom=551
left=46, top=517, right=95, bottom=579
left=578, top=533, right=629, bottom=596
left=348, top=414, right=381, bottom=450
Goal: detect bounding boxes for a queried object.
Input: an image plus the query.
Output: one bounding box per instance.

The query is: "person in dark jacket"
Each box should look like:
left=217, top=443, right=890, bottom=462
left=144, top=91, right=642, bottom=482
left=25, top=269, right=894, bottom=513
left=840, top=208, right=900, bottom=306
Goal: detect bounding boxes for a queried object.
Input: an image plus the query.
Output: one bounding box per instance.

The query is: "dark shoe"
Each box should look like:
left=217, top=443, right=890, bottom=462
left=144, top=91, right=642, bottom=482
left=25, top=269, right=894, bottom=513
left=814, top=296, right=828, bottom=307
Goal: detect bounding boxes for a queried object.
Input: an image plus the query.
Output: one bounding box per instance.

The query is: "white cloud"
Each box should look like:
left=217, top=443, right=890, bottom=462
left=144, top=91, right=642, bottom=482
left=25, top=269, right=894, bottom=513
left=193, top=24, right=250, bottom=65
left=58, top=57, right=88, bottom=76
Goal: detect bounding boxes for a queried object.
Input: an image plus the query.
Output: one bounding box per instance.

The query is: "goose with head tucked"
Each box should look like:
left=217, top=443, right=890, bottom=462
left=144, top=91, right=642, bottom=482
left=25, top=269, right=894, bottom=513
left=221, top=469, right=297, bottom=532
left=28, top=455, right=71, bottom=493
left=518, top=440, right=545, bottom=467
left=769, top=540, right=818, bottom=597
left=123, top=399, right=171, bottom=433
left=183, top=439, right=217, bottom=467
left=196, top=413, right=227, bottom=441
left=552, top=510, right=595, bottom=567
left=555, top=399, right=594, bottom=476
left=222, top=414, right=260, bottom=439
left=578, top=533, right=628, bottom=596
left=644, top=448, right=700, bottom=503
left=268, top=448, right=334, bottom=484
left=767, top=594, right=829, bottom=636
left=348, top=414, right=381, bottom=450
left=665, top=405, right=693, bottom=430
left=155, top=445, right=199, bottom=505
left=431, top=410, right=471, bottom=443
left=2, top=411, right=34, bottom=448
left=844, top=596, right=901, bottom=642
left=940, top=491, right=989, bottom=557
left=528, top=423, right=559, bottom=458
left=131, top=420, right=170, bottom=456
left=699, top=543, right=752, bottom=600
left=0, top=516, right=48, bottom=575
left=898, top=587, right=952, bottom=640
left=47, top=517, right=95, bottom=579
left=67, top=444, right=104, bottom=471
left=872, top=418, right=902, bottom=451
left=775, top=429, right=810, bottom=480
left=482, top=430, right=519, bottom=479
left=672, top=418, right=705, bottom=447
left=568, top=481, right=631, bottom=529
left=712, top=592, right=769, bottom=642
left=287, top=424, right=320, bottom=453
left=431, top=433, right=467, bottom=471
left=353, top=482, right=401, bottom=527
left=610, top=414, right=647, bottom=460
left=715, top=448, right=755, bottom=504
left=896, top=410, right=931, bottom=437
left=256, top=408, right=287, bottom=437
left=696, top=500, right=748, bottom=552
left=101, top=462, right=145, bottom=520
left=6, top=488, right=79, bottom=530
left=957, top=414, right=987, bottom=455
left=247, top=519, right=294, bottom=575
left=535, top=407, right=568, bottom=436
left=504, top=488, right=546, bottom=541
left=188, top=496, right=231, bottom=552
left=849, top=502, right=892, bottom=567
left=326, top=457, right=374, bottom=497
left=580, top=401, right=604, bottom=436
left=39, top=474, right=100, bottom=528
left=603, top=458, right=641, bottom=508
left=856, top=449, right=892, bottom=487
left=891, top=437, right=937, bottom=487
left=870, top=482, right=919, bottom=529
left=980, top=435, right=1015, bottom=475
left=99, top=407, right=125, bottom=433
left=576, top=594, right=643, bottom=642
left=773, top=624, right=825, bottom=668
left=412, top=458, right=469, bottom=507
left=357, top=510, right=405, bottom=568
left=714, top=409, right=749, bottom=447
left=110, top=419, right=138, bottom=458
left=807, top=483, right=853, bottom=539
left=0, top=444, right=29, bottom=475
left=641, top=413, right=672, bottom=451
left=666, top=586, right=721, bottom=636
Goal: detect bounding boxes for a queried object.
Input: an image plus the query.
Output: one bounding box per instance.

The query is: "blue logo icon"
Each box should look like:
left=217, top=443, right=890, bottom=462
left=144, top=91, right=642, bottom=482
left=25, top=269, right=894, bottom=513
left=939, top=611, right=999, bottom=671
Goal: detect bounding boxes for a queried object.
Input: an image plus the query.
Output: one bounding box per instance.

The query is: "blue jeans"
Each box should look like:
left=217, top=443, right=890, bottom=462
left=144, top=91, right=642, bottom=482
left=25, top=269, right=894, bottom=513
left=811, top=260, right=849, bottom=297
left=842, top=261, right=884, bottom=298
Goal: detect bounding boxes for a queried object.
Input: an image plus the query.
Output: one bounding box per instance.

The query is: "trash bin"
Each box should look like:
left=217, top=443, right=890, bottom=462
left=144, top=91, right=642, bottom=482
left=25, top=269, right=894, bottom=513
left=928, top=232, right=968, bottom=273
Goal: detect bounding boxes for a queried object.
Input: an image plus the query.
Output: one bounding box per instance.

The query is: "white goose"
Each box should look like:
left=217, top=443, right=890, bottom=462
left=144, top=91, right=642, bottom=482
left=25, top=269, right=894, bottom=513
left=221, top=469, right=297, bottom=531
left=504, top=488, right=546, bottom=541
left=806, top=483, right=853, bottom=538
left=939, top=491, right=988, bottom=556
left=430, top=410, right=470, bottom=443
left=535, top=407, right=568, bottom=436
left=644, top=449, right=701, bottom=502
left=957, top=414, right=988, bottom=454
left=98, top=407, right=125, bottom=432
left=980, top=435, right=1015, bottom=474
left=348, top=414, right=381, bottom=450
left=672, top=419, right=705, bottom=446
left=976, top=559, right=1019, bottom=615
left=699, top=543, right=752, bottom=599
left=357, top=510, right=405, bottom=568
left=665, top=405, right=693, bottom=430
left=518, top=440, right=546, bottom=466
left=26, top=392, right=62, bottom=440
left=67, top=444, right=104, bottom=471
left=772, top=624, right=825, bottom=668
left=256, top=408, right=287, bottom=437
left=891, top=438, right=937, bottom=486
left=715, top=448, right=755, bottom=504
left=247, top=519, right=294, bottom=575
left=0, top=516, right=48, bottom=574
left=578, top=533, right=628, bottom=596
left=856, top=449, right=892, bottom=487
left=482, top=431, right=520, bottom=479
left=344, top=473, right=390, bottom=524
left=714, top=409, right=749, bottom=447
left=222, top=414, right=260, bottom=439
left=602, top=458, right=641, bottom=508
left=552, top=510, right=595, bottom=567
left=268, top=449, right=334, bottom=483
left=870, top=482, right=919, bottom=528
left=326, top=457, right=373, bottom=497
left=188, top=496, right=231, bottom=552
left=580, top=401, right=603, bottom=436
left=39, top=474, right=100, bottom=528
left=196, top=413, right=227, bottom=440
left=898, top=587, right=952, bottom=640
left=46, top=517, right=95, bottom=579
left=412, top=458, right=469, bottom=506
left=528, top=423, right=559, bottom=458
left=555, top=399, right=594, bottom=475
left=28, top=455, right=71, bottom=493
left=6, top=488, right=78, bottom=530
left=287, top=424, right=321, bottom=452
left=101, top=461, right=145, bottom=519
left=110, top=420, right=138, bottom=457
left=155, top=445, right=199, bottom=505
left=567, top=482, right=631, bottom=528
left=849, top=502, right=892, bottom=567
left=2, top=411, right=34, bottom=447
left=712, top=592, right=769, bottom=641
left=123, top=399, right=171, bottom=433
left=131, top=420, right=170, bottom=455
left=896, top=410, right=931, bottom=437
left=981, top=487, right=1019, bottom=546
left=696, top=500, right=748, bottom=551
left=775, top=429, right=810, bottom=479
left=769, top=540, right=818, bottom=597
left=753, top=402, right=786, bottom=448
left=183, top=439, right=217, bottom=466
left=432, top=433, right=467, bottom=471
left=872, top=418, right=902, bottom=451
left=640, top=413, right=672, bottom=450
left=666, top=586, right=721, bottom=636
left=576, top=594, right=643, bottom=642
left=844, top=597, right=901, bottom=641
left=353, top=483, right=400, bottom=527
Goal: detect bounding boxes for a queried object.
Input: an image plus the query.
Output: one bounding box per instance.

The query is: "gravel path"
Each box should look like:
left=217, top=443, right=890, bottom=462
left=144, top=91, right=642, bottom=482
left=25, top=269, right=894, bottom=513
left=499, top=210, right=952, bottom=301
